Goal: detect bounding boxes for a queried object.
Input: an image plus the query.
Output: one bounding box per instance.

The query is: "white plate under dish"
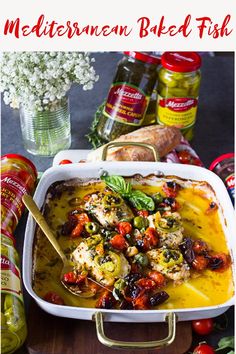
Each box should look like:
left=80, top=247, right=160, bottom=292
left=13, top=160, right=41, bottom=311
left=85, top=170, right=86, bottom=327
left=23, top=162, right=235, bottom=349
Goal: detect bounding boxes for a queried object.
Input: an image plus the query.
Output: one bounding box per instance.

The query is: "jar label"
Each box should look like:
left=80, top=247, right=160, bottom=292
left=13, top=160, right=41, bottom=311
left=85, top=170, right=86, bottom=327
left=1, top=171, right=30, bottom=228
left=104, top=83, right=150, bottom=126
left=225, top=173, right=235, bottom=201
left=1, top=254, right=23, bottom=302
left=157, top=96, right=198, bottom=130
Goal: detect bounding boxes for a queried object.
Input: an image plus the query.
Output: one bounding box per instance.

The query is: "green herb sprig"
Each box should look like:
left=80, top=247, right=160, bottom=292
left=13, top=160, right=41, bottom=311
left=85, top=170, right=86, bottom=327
left=101, top=175, right=155, bottom=211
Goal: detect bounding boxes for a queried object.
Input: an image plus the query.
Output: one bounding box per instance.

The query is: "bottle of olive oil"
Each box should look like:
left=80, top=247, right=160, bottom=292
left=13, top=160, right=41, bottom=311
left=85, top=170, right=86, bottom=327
left=1, top=230, right=27, bottom=354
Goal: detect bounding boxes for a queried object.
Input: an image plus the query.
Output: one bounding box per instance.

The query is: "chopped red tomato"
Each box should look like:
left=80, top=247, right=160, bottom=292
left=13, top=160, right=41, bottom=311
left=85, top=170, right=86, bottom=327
left=162, top=181, right=180, bottom=198
left=62, top=272, right=86, bottom=285
left=59, top=159, right=72, bottom=165
left=117, top=221, right=132, bottom=236
left=137, top=210, right=149, bottom=217
left=44, top=291, right=65, bottom=305
left=192, top=255, right=209, bottom=271
left=147, top=271, right=166, bottom=287
left=143, top=227, right=159, bottom=250
left=110, top=234, right=127, bottom=251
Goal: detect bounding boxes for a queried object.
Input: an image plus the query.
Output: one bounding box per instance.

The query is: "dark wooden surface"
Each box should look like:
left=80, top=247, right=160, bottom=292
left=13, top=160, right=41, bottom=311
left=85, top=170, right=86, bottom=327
left=26, top=301, right=192, bottom=354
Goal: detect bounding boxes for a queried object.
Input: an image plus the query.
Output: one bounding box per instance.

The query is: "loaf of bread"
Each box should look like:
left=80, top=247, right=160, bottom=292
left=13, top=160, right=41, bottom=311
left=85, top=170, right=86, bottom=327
left=87, top=125, right=182, bottom=162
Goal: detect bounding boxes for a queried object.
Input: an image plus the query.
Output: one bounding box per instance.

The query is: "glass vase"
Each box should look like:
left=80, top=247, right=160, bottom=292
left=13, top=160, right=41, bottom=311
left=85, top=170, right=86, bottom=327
left=19, top=96, right=71, bottom=156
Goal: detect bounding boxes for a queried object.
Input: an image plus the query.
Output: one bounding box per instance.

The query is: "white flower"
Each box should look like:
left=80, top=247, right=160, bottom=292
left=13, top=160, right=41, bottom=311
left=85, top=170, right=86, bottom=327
left=0, top=52, right=99, bottom=111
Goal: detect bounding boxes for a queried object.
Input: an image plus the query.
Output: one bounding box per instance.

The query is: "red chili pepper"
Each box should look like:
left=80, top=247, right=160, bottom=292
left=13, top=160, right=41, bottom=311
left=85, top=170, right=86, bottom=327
left=117, top=221, right=132, bottom=236
left=110, top=234, right=127, bottom=251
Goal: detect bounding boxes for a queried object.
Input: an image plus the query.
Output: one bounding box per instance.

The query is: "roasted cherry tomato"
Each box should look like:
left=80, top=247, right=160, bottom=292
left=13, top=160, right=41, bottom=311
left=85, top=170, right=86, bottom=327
left=193, top=343, right=215, bottom=354
left=177, top=150, right=192, bottom=164
left=44, top=291, right=65, bottom=305
left=62, top=272, right=86, bottom=285
left=136, top=210, right=149, bottom=217
left=192, top=255, right=209, bottom=271
left=143, top=227, right=159, bottom=250
left=117, top=221, right=132, bottom=236
left=208, top=253, right=231, bottom=272
left=133, top=293, right=150, bottom=310
left=192, top=318, right=214, bottom=335
left=162, top=181, right=180, bottom=198
left=110, top=234, right=127, bottom=250
left=192, top=240, right=209, bottom=255
left=96, top=290, right=115, bottom=309
left=147, top=271, right=166, bottom=287
left=59, top=159, right=73, bottom=165
left=136, top=278, right=157, bottom=290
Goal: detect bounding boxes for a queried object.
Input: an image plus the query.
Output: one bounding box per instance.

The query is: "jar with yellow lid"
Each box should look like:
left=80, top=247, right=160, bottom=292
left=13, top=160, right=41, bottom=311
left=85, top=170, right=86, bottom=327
left=157, top=52, right=201, bottom=141
left=1, top=229, right=27, bottom=354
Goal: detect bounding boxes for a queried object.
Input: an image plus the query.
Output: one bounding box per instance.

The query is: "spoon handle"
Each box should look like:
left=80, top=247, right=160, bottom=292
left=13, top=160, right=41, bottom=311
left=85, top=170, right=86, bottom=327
left=23, top=194, right=68, bottom=264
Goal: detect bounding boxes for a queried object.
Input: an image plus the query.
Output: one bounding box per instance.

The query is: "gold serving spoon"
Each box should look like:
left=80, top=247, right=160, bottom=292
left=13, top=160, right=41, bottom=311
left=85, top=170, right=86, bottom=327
left=22, top=194, right=111, bottom=298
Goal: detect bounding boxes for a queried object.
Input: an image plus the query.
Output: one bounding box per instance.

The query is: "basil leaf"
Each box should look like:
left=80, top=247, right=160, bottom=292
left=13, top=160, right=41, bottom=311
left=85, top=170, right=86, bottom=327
left=216, top=336, right=234, bottom=351
left=128, top=190, right=155, bottom=211
left=101, top=175, right=127, bottom=195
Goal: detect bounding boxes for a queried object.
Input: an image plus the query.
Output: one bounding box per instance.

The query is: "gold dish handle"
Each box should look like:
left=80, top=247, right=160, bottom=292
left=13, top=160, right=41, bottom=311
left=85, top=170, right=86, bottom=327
left=94, top=312, right=176, bottom=350
left=101, top=142, right=159, bottom=162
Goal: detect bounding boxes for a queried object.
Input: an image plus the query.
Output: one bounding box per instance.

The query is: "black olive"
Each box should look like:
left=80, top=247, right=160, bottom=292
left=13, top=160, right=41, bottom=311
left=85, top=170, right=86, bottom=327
left=163, top=197, right=175, bottom=206
left=179, top=237, right=195, bottom=264
left=149, top=291, right=169, bottom=307
left=166, top=181, right=175, bottom=189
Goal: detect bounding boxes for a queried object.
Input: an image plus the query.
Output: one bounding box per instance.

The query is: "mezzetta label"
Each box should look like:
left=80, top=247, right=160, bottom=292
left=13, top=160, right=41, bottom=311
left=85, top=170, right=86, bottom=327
left=104, top=83, right=149, bottom=126
left=157, top=95, right=198, bottom=129
left=1, top=255, right=23, bottom=301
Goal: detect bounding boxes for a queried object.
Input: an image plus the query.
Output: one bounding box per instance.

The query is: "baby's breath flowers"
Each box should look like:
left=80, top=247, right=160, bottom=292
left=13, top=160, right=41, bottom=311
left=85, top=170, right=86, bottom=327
left=0, top=52, right=99, bottom=111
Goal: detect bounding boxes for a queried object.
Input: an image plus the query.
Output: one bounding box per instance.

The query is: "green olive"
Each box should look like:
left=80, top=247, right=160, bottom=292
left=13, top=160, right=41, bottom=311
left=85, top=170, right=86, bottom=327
left=85, top=222, right=99, bottom=234
left=168, top=87, right=189, bottom=97
left=134, top=253, right=149, bottom=267
left=133, top=216, right=149, bottom=230
left=153, top=192, right=164, bottom=204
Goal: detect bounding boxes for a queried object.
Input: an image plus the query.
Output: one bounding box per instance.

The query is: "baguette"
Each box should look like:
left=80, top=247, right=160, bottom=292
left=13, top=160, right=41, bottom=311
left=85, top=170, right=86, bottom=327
left=87, top=125, right=182, bottom=162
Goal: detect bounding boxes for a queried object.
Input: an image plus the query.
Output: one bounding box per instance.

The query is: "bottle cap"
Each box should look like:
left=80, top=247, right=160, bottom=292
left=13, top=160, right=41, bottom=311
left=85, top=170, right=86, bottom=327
left=161, top=52, right=201, bottom=72
left=1, top=154, right=38, bottom=179
left=124, top=52, right=160, bottom=65
left=209, top=153, right=234, bottom=171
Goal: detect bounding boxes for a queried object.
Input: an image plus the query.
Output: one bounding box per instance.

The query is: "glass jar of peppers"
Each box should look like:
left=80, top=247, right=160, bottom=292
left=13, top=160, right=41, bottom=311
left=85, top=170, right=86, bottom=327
left=97, top=52, right=160, bottom=141
left=1, top=154, right=37, bottom=353
left=157, top=52, right=201, bottom=141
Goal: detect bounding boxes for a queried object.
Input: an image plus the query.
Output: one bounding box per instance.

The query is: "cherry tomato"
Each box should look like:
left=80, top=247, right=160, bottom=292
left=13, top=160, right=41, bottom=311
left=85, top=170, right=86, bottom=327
left=192, top=240, right=209, bottom=255
left=192, top=255, right=209, bottom=271
left=133, top=293, right=150, bottom=310
left=117, top=221, right=132, bottom=236
left=143, top=227, right=159, bottom=250
left=136, top=278, right=157, bottom=290
left=147, top=271, right=166, bottom=287
left=137, top=210, right=149, bottom=217
left=162, top=181, right=180, bottom=198
left=177, top=150, right=192, bottom=164
left=62, top=272, right=86, bottom=285
left=44, top=291, right=65, bottom=305
left=208, top=253, right=231, bottom=272
left=192, top=318, right=214, bottom=335
left=110, top=234, right=127, bottom=250
left=193, top=343, right=215, bottom=354
left=59, top=159, right=72, bottom=165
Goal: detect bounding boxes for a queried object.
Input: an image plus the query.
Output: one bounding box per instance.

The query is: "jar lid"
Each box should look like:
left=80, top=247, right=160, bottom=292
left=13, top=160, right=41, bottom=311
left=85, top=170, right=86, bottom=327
left=161, top=52, right=202, bottom=72
left=1, top=229, right=16, bottom=247
left=209, top=153, right=235, bottom=171
left=1, top=154, right=38, bottom=179
left=124, top=52, right=160, bottom=65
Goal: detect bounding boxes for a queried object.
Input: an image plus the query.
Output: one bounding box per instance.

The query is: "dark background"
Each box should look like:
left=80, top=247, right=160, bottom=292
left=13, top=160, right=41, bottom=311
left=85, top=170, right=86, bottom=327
left=1, top=52, right=234, bottom=169
left=1, top=52, right=234, bottom=354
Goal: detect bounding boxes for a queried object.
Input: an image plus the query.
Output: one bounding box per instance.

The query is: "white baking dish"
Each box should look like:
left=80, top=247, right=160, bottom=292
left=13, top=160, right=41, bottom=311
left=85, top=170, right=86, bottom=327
left=22, top=162, right=235, bottom=349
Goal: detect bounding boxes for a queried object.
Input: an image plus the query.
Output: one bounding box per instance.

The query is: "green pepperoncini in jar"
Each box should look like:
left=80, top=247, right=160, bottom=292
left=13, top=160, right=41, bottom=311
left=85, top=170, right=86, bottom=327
left=97, top=52, right=160, bottom=141
left=1, top=230, right=27, bottom=354
left=157, top=52, right=201, bottom=141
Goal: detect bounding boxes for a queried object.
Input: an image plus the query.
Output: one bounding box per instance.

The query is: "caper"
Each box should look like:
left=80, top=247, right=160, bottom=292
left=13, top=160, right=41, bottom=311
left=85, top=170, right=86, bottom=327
left=134, top=253, right=149, bottom=267
left=85, top=222, right=99, bottom=234
left=133, top=216, right=149, bottom=230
